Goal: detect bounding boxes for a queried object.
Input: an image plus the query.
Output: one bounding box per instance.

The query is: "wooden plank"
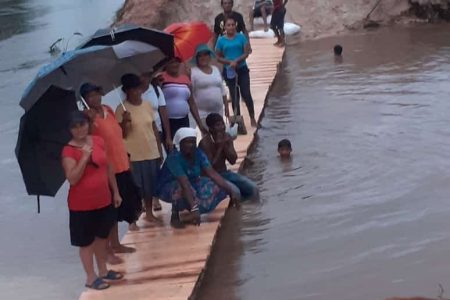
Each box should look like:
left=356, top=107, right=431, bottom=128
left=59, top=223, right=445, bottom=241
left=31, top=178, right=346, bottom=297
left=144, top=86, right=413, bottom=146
left=79, top=38, right=284, bottom=300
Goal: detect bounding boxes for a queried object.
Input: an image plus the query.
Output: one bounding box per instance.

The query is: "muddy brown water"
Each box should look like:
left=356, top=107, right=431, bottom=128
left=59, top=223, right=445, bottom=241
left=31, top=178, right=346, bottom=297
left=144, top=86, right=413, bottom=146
left=197, top=24, right=450, bottom=300
left=0, top=1, right=123, bottom=299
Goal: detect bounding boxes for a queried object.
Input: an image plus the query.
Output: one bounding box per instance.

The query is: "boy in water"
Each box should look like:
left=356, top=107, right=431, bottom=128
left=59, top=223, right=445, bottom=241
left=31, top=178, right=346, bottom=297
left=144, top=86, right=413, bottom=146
left=278, top=139, right=292, bottom=160
left=199, top=113, right=258, bottom=201
left=334, top=44, right=343, bottom=63
left=271, top=0, right=288, bottom=47
left=334, top=44, right=343, bottom=56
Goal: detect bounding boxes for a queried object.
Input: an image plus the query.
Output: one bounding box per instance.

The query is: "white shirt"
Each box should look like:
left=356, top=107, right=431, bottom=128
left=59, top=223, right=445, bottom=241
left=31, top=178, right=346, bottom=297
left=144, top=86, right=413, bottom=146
left=191, top=65, right=226, bottom=119
left=142, top=85, right=166, bottom=132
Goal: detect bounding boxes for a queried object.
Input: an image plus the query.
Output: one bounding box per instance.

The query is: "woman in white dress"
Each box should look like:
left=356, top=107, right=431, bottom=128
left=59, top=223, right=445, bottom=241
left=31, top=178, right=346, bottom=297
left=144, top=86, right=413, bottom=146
left=190, top=44, right=230, bottom=129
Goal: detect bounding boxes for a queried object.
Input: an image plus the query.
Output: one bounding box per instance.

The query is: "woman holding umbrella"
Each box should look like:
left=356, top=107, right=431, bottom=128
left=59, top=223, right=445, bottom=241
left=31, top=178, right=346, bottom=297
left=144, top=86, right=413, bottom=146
left=80, top=83, right=142, bottom=262
left=116, top=74, right=163, bottom=224
left=61, top=111, right=123, bottom=290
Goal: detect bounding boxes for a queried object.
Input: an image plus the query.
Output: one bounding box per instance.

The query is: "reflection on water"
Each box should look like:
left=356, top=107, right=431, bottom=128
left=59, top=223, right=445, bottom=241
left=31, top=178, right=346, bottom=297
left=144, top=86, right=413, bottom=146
left=198, top=24, right=450, bottom=300
left=0, top=1, right=123, bottom=299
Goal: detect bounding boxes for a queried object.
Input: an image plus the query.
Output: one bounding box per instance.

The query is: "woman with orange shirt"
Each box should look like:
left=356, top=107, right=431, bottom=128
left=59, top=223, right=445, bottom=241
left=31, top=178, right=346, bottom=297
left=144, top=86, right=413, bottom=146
left=81, top=83, right=142, bottom=262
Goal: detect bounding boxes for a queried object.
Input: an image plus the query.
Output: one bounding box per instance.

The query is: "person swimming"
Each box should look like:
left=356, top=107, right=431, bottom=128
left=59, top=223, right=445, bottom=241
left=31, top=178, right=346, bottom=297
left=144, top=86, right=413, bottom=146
left=278, top=139, right=292, bottom=160
left=334, top=44, right=343, bottom=56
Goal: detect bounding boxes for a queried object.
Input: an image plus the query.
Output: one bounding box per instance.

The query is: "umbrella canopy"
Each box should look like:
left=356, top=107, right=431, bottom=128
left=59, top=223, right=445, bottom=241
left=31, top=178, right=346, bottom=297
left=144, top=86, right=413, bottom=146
left=78, top=23, right=174, bottom=58
left=20, top=40, right=165, bottom=111
left=164, top=22, right=212, bottom=61
left=16, top=86, right=77, bottom=197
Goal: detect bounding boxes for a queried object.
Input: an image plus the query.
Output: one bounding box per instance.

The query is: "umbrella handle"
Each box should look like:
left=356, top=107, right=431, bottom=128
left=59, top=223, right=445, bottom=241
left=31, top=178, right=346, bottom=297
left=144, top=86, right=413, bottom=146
left=80, top=96, right=91, bottom=110
left=113, top=85, right=127, bottom=112
left=37, top=195, right=40, bottom=214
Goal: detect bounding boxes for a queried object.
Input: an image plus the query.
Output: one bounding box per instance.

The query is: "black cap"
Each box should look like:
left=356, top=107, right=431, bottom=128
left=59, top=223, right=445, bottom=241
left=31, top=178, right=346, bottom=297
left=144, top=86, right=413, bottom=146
left=68, top=110, right=88, bottom=128
left=121, top=73, right=141, bottom=92
left=79, top=82, right=102, bottom=98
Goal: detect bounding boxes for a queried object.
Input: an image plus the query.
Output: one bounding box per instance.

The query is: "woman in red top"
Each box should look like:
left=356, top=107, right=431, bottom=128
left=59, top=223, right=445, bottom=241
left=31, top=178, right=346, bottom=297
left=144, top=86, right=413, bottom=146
left=61, top=111, right=123, bottom=290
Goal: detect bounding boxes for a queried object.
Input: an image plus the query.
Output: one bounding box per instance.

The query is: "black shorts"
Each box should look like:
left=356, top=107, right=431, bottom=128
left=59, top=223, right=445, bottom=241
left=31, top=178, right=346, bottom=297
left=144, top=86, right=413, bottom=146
left=253, top=5, right=271, bottom=18
left=69, top=205, right=115, bottom=247
left=270, top=7, right=286, bottom=31
left=116, top=170, right=143, bottom=224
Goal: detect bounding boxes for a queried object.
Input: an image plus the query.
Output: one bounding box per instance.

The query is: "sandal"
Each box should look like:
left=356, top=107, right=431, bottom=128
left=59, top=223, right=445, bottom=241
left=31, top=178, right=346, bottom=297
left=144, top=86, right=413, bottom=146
left=101, top=270, right=124, bottom=281
left=85, top=277, right=110, bottom=290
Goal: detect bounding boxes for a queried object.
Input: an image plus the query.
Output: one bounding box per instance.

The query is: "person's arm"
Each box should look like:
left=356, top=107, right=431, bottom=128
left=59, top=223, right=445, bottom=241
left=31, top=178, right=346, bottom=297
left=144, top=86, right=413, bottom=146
left=235, top=34, right=251, bottom=64
left=159, top=106, right=173, bottom=151
left=152, top=121, right=163, bottom=162
left=216, top=49, right=233, bottom=66
left=177, top=175, right=198, bottom=209
left=223, top=95, right=230, bottom=120
left=187, top=89, right=207, bottom=134
left=62, top=145, right=91, bottom=185
left=223, top=136, right=238, bottom=164
left=107, top=164, right=122, bottom=208
left=115, top=107, right=132, bottom=138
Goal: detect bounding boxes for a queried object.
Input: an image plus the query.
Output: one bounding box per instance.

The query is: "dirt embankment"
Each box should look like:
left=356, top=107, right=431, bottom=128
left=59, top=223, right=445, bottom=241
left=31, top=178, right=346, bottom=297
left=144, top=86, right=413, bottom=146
left=115, top=0, right=450, bottom=39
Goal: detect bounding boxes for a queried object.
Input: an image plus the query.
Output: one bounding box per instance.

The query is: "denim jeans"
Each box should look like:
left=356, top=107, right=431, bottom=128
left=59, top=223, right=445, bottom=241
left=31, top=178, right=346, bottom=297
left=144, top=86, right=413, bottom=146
left=224, top=65, right=255, bottom=118
left=221, top=171, right=258, bottom=200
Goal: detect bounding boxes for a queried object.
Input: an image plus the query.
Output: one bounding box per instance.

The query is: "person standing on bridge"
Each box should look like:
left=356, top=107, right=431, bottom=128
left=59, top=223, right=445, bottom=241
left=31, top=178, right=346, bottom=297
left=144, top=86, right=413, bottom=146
left=271, top=0, right=288, bottom=47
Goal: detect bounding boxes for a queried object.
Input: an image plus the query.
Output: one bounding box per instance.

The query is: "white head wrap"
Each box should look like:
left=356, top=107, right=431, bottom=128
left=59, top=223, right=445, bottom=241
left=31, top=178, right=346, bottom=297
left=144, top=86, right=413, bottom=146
left=173, top=127, right=197, bottom=150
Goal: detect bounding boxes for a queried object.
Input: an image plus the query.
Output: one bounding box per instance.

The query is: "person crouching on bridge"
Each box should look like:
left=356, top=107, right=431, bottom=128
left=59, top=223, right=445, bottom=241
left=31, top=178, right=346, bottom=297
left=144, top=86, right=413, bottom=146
left=156, top=127, right=241, bottom=229
left=199, top=113, right=259, bottom=201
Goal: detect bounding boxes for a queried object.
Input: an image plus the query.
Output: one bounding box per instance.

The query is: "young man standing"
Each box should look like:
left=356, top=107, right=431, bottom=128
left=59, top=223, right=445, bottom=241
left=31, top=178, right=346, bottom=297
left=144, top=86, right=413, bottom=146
left=213, top=0, right=252, bottom=52
left=199, top=113, right=258, bottom=201
left=271, top=0, right=288, bottom=47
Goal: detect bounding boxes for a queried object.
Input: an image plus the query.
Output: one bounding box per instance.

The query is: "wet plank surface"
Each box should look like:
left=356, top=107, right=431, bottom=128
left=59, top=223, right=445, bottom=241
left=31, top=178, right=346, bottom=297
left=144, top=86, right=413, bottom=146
left=79, top=38, right=284, bottom=300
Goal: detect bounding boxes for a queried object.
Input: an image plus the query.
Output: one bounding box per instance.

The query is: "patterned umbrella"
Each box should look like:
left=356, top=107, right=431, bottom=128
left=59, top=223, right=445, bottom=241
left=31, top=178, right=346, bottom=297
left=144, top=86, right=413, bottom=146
left=164, top=22, right=212, bottom=61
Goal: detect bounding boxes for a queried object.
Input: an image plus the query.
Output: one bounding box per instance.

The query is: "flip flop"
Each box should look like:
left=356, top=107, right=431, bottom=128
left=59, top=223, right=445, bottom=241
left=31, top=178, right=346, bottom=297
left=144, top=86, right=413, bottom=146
left=102, top=270, right=124, bottom=281
left=85, top=278, right=110, bottom=290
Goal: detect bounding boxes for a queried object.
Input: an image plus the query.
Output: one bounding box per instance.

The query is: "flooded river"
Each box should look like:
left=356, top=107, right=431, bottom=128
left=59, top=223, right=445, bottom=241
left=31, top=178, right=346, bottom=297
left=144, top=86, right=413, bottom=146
left=0, top=1, right=123, bottom=299
left=198, top=24, right=450, bottom=300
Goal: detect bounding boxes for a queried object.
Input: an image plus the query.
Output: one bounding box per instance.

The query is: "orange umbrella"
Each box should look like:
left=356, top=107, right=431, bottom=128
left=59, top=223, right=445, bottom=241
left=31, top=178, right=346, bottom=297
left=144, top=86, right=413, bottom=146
left=164, top=22, right=212, bottom=61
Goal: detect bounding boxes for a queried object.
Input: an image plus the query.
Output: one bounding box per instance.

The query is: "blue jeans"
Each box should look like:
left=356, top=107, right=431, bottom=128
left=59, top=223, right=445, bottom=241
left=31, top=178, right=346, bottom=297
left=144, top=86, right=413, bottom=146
left=220, top=171, right=258, bottom=200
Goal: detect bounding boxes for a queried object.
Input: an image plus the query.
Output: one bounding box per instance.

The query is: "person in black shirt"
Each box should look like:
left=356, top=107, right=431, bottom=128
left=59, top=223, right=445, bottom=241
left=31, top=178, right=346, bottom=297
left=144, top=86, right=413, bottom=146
left=213, top=0, right=252, bottom=51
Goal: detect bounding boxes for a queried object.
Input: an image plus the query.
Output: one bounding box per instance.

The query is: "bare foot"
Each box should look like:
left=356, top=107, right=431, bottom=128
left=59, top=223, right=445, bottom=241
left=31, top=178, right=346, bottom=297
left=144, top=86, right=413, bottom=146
left=113, top=244, right=136, bottom=253
left=128, top=223, right=139, bottom=231
left=264, top=25, right=269, bottom=32
left=107, top=253, right=123, bottom=265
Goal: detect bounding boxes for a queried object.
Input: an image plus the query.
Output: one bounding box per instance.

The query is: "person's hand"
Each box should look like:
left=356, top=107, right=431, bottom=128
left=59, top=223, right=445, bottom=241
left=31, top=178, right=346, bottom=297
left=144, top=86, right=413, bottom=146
left=165, top=138, right=174, bottom=152
left=224, top=107, right=231, bottom=120
left=84, top=109, right=97, bottom=123
left=230, top=190, right=241, bottom=210
left=113, top=193, right=122, bottom=208
left=122, top=111, right=131, bottom=123
left=80, top=144, right=92, bottom=161
left=229, top=61, right=238, bottom=69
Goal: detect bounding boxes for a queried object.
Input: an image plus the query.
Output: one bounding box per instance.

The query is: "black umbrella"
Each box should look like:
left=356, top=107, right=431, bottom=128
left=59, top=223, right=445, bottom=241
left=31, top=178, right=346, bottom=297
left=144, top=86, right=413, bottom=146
left=78, top=23, right=175, bottom=59
left=16, top=86, right=77, bottom=211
